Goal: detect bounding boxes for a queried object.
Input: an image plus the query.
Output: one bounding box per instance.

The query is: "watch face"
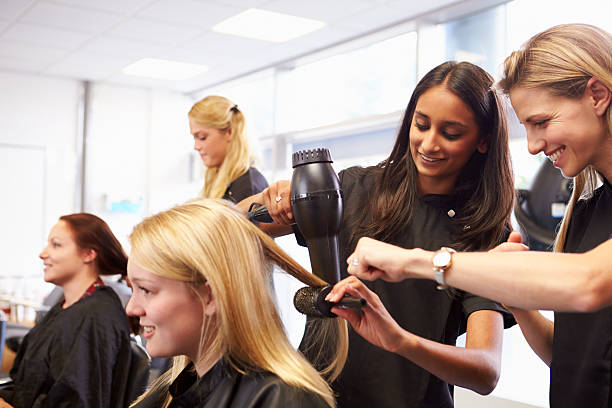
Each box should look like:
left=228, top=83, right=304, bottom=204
left=434, top=251, right=451, bottom=267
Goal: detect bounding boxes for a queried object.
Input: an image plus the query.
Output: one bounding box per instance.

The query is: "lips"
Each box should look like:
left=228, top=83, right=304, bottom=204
left=141, top=325, right=155, bottom=339
left=419, top=152, right=445, bottom=162
left=547, top=146, right=565, bottom=163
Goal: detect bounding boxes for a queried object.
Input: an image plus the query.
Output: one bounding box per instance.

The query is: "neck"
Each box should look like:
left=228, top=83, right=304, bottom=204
left=193, top=351, right=222, bottom=377
left=417, top=174, right=457, bottom=195
left=61, top=267, right=99, bottom=308
left=594, top=132, right=612, bottom=183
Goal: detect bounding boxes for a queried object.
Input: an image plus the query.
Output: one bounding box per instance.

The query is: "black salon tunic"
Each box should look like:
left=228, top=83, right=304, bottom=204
left=307, top=166, right=513, bottom=408
left=132, top=361, right=329, bottom=408
left=0, top=286, right=132, bottom=408
left=223, top=167, right=268, bottom=203
left=550, top=177, right=612, bottom=408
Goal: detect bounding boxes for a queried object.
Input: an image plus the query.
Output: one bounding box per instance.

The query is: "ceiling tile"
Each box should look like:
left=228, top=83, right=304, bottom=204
left=0, top=40, right=68, bottom=63
left=180, top=30, right=273, bottom=56
left=50, top=0, right=155, bottom=16
left=334, top=4, right=414, bottom=32
left=0, top=0, right=36, bottom=21
left=109, top=18, right=202, bottom=46
left=136, top=0, right=241, bottom=27
left=0, top=56, right=50, bottom=74
left=263, top=0, right=374, bottom=23
left=45, top=52, right=133, bottom=80
left=20, top=2, right=123, bottom=34
left=0, top=19, right=11, bottom=32
left=79, top=36, right=167, bottom=59
left=1, top=23, right=91, bottom=50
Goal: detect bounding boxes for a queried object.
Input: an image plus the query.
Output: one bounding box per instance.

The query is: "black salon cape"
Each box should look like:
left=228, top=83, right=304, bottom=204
left=550, top=176, right=612, bottom=408
left=300, top=166, right=514, bottom=408
left=0, top=286, right=132, bottom=408
left=223, top=167, right=268, bottom=204
left=132, top=360, right=329, bottom=408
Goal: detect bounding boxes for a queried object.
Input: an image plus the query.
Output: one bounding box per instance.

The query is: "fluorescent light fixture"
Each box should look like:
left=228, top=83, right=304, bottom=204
left=122, top=58, right=208, bottom=80
left=212, top=8, right=325, bottom=42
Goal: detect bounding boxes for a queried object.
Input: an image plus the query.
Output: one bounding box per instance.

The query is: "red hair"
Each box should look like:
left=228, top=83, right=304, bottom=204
left=60, top=213, right=127, bottom=276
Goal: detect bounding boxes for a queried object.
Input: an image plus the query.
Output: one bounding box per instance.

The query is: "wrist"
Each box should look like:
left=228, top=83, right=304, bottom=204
left=405, top=248, right=434, bottom=280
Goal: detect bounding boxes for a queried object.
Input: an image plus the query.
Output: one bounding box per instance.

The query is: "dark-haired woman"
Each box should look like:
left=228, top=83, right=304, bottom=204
left=240, top=61, right=515, bottom=407
left=0, top=213, right=132, bottom=408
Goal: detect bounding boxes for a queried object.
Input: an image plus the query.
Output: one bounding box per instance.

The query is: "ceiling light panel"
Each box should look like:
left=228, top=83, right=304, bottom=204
left=212, top=8, right=325, bottom=42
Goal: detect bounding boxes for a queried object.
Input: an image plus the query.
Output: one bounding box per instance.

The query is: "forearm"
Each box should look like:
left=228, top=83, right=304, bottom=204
left=510, top=309, right=554, bottom=366
left=235, top=192, right=293, bottom=237
left=393, top=331, right=500, bottom=395
left=406, top=247, right=608, bottom=311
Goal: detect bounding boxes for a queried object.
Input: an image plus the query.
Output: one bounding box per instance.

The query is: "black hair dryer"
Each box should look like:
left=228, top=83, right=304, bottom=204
left=290, top=148, right=343, bottom=284
left=247, top=148, right=343, bottom=284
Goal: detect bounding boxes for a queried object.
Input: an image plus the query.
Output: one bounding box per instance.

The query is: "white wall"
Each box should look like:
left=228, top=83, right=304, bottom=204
left=0, top=70, right=79, bottom=300
left=83, top=83, right=195, bottom=251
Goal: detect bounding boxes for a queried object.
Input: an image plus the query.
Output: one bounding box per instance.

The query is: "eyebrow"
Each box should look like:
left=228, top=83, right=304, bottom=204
left=129, top=276, right=156, bottom=286
left=414, top=111, right=468, bottom=128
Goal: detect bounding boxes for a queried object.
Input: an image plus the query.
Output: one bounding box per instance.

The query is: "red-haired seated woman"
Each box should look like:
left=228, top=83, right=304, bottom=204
left=0, top=214, right=132, bottom=408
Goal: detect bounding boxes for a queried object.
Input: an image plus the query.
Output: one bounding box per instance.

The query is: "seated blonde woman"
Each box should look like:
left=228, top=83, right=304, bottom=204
left=126, top=199, right=347, bottom=408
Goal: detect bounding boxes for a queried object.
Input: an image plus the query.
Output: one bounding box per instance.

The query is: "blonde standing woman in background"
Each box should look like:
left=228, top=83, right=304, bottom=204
left=189, top=95, right=268, bottom=202
left=126, top=199, right=347, bottom=408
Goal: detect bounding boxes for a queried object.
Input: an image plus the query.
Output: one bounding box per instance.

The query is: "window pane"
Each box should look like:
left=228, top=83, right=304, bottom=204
left=276, top=32, right=417, bottom=133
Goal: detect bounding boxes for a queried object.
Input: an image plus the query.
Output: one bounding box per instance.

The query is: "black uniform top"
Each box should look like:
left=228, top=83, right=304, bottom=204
left=132, top=360, right=330, bottom=408
left=321, top=166, right=513, bottom=408
left=550, top=176, right=612, bottom=408
left=222, top=167, right=269, bottom=204
left=0, top=286, right=132, bottom=408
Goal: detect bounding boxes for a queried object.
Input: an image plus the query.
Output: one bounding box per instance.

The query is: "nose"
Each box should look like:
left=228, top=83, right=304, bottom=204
left=526, top=130, right=546, bottom=155
left=39, top=247, right=48, bottom=260
left=126, top=294, right=144, bottom=317
left=420, top=128, right=441, bottom=154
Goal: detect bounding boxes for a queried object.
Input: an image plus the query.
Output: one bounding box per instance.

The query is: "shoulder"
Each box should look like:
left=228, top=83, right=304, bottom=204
left=74, top=287, right=130, bottom=331
left=227, top=168, right=269, bottom=202
left=233, top=371, right=329, bottom=408
left=339, top=166, right=379, bottom=197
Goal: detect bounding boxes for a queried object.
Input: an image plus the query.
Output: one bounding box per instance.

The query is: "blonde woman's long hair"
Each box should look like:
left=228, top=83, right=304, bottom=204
left=189, top=95, right=253, bottom=198
left=498, top=23, right=612, bottom=252
left=129, top=199, right=348, bottom=408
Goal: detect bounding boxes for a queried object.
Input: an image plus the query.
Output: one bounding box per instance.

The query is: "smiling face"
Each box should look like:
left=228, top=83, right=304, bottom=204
left=509, top=85, right=610, bottom=178
left=409, top=84, right=487, bottom=195
left=190, top=118, right=232, bottom=169
left=39, top=221, right=88, bottom=287
left=126, top=258, right=212, bottom=361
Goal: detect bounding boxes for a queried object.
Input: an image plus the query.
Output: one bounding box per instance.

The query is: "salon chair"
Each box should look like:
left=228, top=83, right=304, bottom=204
left=514, top=159, right=572, bottom=251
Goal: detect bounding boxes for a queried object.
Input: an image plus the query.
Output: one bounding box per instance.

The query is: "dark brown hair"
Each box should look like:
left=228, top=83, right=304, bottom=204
left=352, top=61, right=514, bottom=251
left=60, top=213, right=128, bottom=276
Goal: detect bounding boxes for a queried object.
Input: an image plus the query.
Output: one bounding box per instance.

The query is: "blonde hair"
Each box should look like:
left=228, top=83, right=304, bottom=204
left=129, top=199, right=347, bottom=408
left=189, top=95, right=253, bottom=198
left=498, top=24, right=612, bottom=252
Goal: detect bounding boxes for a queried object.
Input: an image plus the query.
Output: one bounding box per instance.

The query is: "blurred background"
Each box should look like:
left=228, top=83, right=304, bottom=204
left=2, top=0, right=610, bottom=406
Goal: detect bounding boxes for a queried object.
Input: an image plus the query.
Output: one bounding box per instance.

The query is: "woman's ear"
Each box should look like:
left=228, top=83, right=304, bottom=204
left=225, top=126, right=232, bottom=143
left=586, top=77, right=611, bottom=116
left=81, top=248, right=97, bottom=264
left=476, top=138, right=488, bottom=154
left=200, top=282, right=217, bottom=316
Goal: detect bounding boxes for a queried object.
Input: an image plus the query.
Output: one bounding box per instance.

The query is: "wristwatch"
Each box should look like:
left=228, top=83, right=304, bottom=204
left=432, top=247, right=456, bottom=290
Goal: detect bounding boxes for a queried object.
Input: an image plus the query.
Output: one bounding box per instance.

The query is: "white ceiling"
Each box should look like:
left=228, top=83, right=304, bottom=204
left=0, top=0, right=503, bottom=94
